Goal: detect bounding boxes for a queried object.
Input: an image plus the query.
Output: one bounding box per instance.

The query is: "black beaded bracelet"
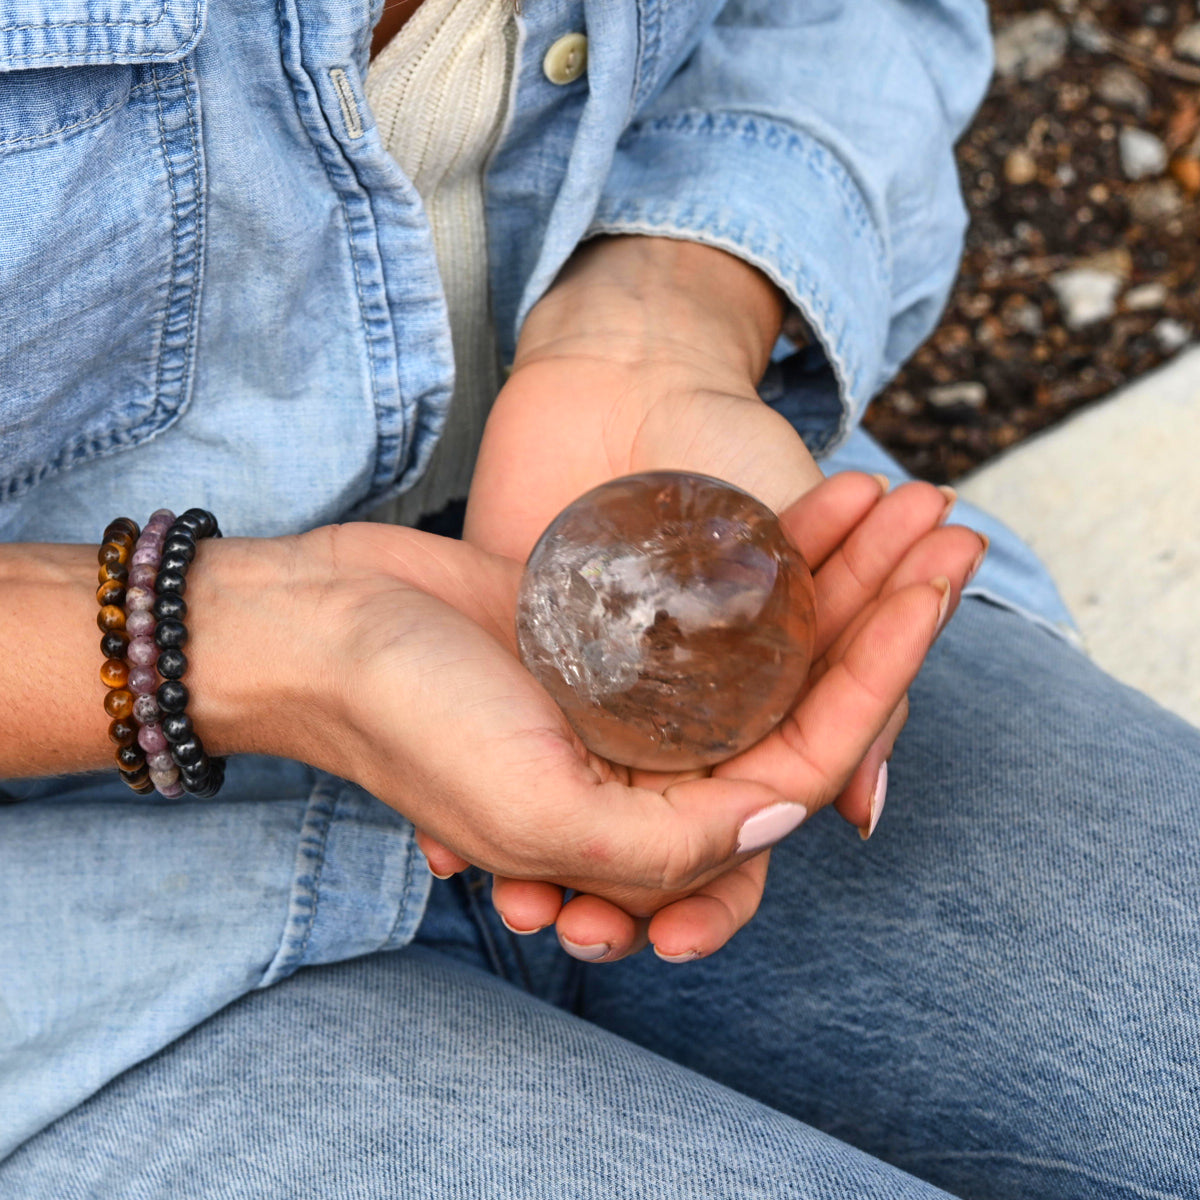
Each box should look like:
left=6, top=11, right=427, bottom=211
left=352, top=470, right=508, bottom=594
left=152, top=508, right=226, bottom=798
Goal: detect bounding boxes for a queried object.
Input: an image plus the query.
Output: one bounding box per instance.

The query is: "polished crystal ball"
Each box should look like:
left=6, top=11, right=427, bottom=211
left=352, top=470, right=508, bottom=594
left=516, top=471, right=817, bottom=770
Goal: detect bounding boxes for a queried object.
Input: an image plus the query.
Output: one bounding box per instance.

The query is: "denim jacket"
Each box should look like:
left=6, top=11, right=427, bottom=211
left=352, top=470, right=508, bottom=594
left=0, top=0, right=1076, bottom=1157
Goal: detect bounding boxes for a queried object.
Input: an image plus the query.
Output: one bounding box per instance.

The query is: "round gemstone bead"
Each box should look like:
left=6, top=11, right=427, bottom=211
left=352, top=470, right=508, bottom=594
left=119, top=764, right=151, bottom=788
left=149, top=765, right=181, bottom=791
left=155, top=569, right=186, bottom=596
left=146, top=751, right=175, bottom=773
left=162, top=712, right=193, bottom=743
left=98, top=561, right=129, bottom=586
left=157, top=680, right=189, bottom=713
left=158, top=553, right=189, bottom=576
left=153, top=593, right=187, bottom=621
left=127, top=637, right=157, bottom=667
left=100, top=629, right=130, bottom=659
left=130, top=545, right=161, bottom=567
left=137, top=723, right=168, bottom=754
left=180, top=761, right=210, bottom=789
left=162, top=535, right=195, bottom=562
left=108, top=717, right=138, bottom=747
left=132, top=694, right=161, bottom=724
left=149, top=508, right=176, bottom=525
left=115, top=743, right=146, bottom=771
left=156, top=648, right=187, bottom=680
left=154, top=619, right=188, bottom=649
left=128, top=563, right=157, bottom=590
left=126, top=586, right=155, bottom=612
left=100, top=658, right=129, bottom=689
left=96, top=579, right=126, bottom=607
left=125, top=609, right=155, bottom=638
left=103, top=689, right=134, bottom=720
left=516, top=471, right=817, bottom=771
left=158, top=781, right=186, bottom=799
left=127, top=664, right=158, bottom=695
left=170, top=735, right=205, bottom=766
left=98, top=542, right=129, bottom=567
left=103, top=518, right=139, bottom=542
left=97, top=605, right=126, bottom=633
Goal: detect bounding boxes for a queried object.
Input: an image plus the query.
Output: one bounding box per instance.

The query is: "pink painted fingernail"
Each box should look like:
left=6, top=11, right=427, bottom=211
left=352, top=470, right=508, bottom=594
left=965, top=534, right=990, bottom=586
left=499, top=913, right=545, bottom=936
left=559, top=936, right=610, bottom=962
left=736, top=802, right=808, bottom=855
left=654, top=947, right=701, bottom=964
left=859, top=761, right=888, bottom=841
left=932, top=576, right=953, bottom=634
left=937, top=486, right=957, bottom=524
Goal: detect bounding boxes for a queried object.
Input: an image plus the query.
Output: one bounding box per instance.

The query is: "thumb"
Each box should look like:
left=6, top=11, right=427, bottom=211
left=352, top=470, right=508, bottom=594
left=577, top=776, right=798, bottom=904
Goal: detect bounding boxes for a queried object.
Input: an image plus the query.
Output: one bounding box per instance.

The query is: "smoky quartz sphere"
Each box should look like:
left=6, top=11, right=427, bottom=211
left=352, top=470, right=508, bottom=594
left=516, top=471, right=817, bottom=771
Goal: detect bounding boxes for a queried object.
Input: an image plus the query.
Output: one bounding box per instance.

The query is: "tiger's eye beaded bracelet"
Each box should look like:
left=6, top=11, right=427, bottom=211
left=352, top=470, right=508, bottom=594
left=97, top=517, right=154, bottom=795
left=153, top=508, right=225, bottom=799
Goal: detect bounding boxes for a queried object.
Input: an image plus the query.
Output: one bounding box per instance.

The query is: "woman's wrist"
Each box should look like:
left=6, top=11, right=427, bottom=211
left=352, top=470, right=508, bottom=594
left=517, top=235, right=785, bottom=387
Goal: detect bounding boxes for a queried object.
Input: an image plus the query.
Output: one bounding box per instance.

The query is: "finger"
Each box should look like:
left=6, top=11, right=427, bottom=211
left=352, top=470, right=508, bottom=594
left=647, top=850, right=772, bottom=962
left=491, top=875, right=565, bottom=934
left=776, top=471, right=889, bottom=570
left=555, top=894, right=650, bottom=963
left=833, top=693, right=909, bottom=834
left=809, top=481, right=956, bottom=658
left=714, top=579, right=950, bottom=820
left=415, top=829, right=471, bottom=879
left=811, top=526, right=985, bottom=683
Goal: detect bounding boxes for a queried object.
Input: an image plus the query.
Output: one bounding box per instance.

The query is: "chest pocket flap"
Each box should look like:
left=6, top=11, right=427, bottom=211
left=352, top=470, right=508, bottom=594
left=0, top=0, right=203, bottom=68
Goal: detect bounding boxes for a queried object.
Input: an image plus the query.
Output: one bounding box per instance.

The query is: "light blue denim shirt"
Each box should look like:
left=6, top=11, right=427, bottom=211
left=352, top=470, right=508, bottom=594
left=0, top=0, right=1077, bottom=1157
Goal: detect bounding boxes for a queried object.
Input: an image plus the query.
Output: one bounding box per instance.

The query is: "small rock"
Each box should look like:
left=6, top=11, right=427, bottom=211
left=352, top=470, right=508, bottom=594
left=1049, top=269, right=1122, bottom=329
left=1153, top=318, right=1192, bottom=353
left=1119, top=128, right=1168, bottom=180
left=1074, top=246, right=1133, bottom=281
left=1174, top=21, right=1200, bottom=62
left=1142, top=4, right=1172, bottom=28
left=1170, top=155, right=1200, bottom=195
left=1004, top=148, right=1038, bottom=186
left=1128, top=180, right=1185, bottom=223
left=995, top=13, right=1068, bottom=80
left=926, top=382, right=987, bottom=410
left=1095, top=65, right=1151, bottom=116
left=889, top=390, right=919, bottom=416
left=1124, top=282, right=1168, bottom=311
left=1002, top=297, right=1044, bottom=335
left=1071, top=14, right=1109, bottom=53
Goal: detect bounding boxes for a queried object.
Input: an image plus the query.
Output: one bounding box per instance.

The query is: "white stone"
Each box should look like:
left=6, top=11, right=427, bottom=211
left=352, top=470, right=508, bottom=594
left=1173, top=21, right=1200, bottom=62
left=995, top=13, right=1068, bottom=80
left=1124, top=282, right=1168, bottom=311
left=958, top=347, right=1200, bottom=729
left=1096, top=65, right=1151, bottom=116
left=927, top=382, right=987, bottom=410
left=1049, top=269, right=1122, bottom=329
left=1153, top=318, right=1192, bottom=353
left=1119, top=127, right=1168, bottom=180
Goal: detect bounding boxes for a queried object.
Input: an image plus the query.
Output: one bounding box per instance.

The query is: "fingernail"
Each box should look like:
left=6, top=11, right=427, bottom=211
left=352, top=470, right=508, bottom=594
left=870, top=473, right=892, bottom=495
left=937, top=485, right=957, bottom=524
left=736, top=802, right=808, bottom=855
left=932, top=575, right=953, bottom=634
left=965, top=534, right=990, bottom=586
left=654, top=947, right=701, bottom=964
left=499, top=913, right=545, bottom=936
left=559, top=936, right=610, bottom=962
left=427, top=865, right=457, bottom=880
left=859, top=760, right=888, bottom=841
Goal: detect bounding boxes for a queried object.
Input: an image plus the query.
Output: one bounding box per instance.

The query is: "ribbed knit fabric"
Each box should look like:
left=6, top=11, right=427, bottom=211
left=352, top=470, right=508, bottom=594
left=366, top=0, right=515, bottom=525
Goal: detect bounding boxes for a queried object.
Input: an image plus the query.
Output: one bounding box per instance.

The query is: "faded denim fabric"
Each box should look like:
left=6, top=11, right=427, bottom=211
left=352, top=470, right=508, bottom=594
left=5, top=600, right=1200, bottom=1197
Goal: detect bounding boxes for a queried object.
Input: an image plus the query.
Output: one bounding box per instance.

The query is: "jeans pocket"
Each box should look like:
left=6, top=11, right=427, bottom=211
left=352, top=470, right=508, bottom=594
left=0, top=2, right=205, bottom=503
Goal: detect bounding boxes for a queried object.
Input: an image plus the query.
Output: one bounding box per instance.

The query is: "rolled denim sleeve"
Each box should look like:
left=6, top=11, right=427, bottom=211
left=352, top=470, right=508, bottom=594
left=587, top=0, right=993, bottom=450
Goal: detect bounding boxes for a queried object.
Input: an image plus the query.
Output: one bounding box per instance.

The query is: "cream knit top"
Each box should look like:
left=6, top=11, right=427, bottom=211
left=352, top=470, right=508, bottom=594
left=366, top=0, right=515, bottom=525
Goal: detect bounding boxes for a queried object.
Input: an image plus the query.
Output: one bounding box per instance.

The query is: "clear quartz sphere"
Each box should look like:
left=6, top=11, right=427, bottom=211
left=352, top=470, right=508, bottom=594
left=516, top=471, right=817, bottom=770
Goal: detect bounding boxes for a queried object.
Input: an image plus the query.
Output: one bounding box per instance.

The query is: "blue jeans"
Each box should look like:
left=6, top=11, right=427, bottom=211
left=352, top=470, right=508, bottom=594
left=4, top=595, right=1199, bottom=1199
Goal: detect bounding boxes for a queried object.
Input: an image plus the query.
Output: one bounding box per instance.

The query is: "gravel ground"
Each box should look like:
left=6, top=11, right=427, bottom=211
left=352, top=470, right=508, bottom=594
left=864, top=0, right=1200, bottom=483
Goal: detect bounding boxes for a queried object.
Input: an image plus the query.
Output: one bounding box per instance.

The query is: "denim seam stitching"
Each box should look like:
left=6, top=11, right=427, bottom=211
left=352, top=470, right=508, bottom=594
left=0, top=71, right=183, bottom=149
left=0, top=2, right=169, bottom=33
left=383, top=826, right=419, bottom=948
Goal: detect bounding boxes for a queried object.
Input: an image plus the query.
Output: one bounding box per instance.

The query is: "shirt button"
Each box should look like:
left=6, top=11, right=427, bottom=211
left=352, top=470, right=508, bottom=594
left=543, top=32, right=588, bottom=85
